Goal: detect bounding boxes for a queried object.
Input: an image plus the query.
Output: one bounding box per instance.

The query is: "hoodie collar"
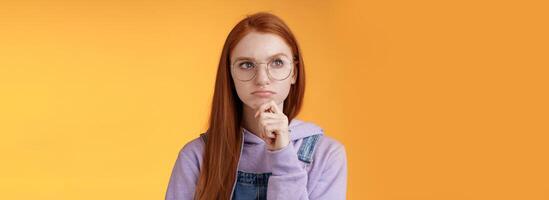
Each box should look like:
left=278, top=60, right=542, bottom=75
left=242, top=118, right=324, bottom=144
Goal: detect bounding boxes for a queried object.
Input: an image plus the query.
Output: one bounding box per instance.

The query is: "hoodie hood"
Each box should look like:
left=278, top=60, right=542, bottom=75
left=242, top=118, right=324, bottom=144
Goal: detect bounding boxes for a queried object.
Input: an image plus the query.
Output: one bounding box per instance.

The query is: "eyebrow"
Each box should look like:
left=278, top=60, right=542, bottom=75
left=234, top=53, right=290, bottom=62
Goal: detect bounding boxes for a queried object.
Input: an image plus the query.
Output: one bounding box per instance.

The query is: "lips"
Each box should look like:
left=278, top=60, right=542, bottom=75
left=251, top=90, right=276, bottom=94
left=251, top=90, right=276, bottom=97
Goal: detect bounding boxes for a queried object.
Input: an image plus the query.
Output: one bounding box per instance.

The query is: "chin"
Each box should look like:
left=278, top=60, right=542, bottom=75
left=245, top=98, right=273, bottom=109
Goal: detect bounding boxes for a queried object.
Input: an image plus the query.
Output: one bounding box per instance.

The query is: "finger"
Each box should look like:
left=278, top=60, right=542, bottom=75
left=259, top=118, right=283, bottom=139
left=258, top=112, right=278, bottom=121
left=265, top=130, right=275, bottom=139
left=259, top=118, right=281, bottom=127
left=264, top=100, right=278, bottom=113
left=260, top=100, right=277, bottom=114
left=255, top=102, right=272, bottom=118
left=266, top=137, right=276, bottom=145
left=269, top=100, right=282, bottom=114
left=263, top=125, right=278, bottom=138
left=258, top=101, right=278, bottom=116
left=260, top=125, right=270, bottom=139
left=259, top=112, right=278, bottom=118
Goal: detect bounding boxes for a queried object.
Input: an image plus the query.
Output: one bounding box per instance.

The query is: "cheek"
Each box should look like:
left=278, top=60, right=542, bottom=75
left=274, top=82, right=293, bottom=102
left=233, top=82, right=249, bottom=101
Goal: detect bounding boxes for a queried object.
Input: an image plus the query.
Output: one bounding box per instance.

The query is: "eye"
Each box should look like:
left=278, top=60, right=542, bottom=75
left=239, top=62, right=255, bottom=70
left=272, top=59, right=285, bottom=67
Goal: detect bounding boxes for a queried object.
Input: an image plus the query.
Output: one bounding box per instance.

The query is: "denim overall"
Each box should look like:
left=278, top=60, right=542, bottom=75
left=199, top=132, right=322, bottom=200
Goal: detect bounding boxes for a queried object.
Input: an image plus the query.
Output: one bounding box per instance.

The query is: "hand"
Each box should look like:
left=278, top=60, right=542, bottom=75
left=254, top=100, right=290, bottom=151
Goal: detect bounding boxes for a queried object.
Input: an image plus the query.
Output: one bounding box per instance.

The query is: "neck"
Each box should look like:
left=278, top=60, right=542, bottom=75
left=241, top=101, right=284, bottom=137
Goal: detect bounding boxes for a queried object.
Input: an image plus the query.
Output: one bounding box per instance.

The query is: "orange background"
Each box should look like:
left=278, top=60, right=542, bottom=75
left=1, top=0, right=548, bottom=199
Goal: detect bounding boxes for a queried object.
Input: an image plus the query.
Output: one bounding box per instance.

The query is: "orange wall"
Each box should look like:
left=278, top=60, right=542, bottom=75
left=1, top=0, right=548, bottom=199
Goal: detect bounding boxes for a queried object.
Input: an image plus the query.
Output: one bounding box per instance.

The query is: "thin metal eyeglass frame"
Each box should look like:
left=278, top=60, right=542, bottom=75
left=231, top=58, right=297, bottom=82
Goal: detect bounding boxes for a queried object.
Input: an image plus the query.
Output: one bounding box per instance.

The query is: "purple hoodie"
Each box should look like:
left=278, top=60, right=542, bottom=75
left=165, top=118, right=347, bottom=199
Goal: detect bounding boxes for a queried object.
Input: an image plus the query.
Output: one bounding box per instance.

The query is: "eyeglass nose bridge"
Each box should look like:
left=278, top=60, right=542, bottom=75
left=249, top=62, right=275, bottom=82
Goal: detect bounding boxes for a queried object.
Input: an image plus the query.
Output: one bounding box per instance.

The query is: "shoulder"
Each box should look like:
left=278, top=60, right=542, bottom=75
left=176, top=134, right=206, bottom=167
left=315, top=134, right=346, bottom=162
left=305, top=133, right=347, bottom=188
left=305, top=133, right=347, bottom=173
left=292, top=118, right=346, bottom=164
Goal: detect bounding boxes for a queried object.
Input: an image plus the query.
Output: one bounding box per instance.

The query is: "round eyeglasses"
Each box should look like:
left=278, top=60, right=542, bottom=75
left=231, top=56, right=296, bottom=82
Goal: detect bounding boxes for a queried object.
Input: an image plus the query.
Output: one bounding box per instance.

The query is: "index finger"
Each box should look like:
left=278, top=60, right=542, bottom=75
left=255, top=102, right=270, bottom=118
left=254, top=100, right=280, bottom=118
left=268, top=100, right=282, bottom=114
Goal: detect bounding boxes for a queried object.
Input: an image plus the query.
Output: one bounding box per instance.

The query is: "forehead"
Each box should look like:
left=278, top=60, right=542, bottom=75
left=231, top=32, right=293, bottom=61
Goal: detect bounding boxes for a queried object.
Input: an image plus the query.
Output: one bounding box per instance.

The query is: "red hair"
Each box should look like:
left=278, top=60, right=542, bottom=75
left=194, top=12, right=306, bottom=200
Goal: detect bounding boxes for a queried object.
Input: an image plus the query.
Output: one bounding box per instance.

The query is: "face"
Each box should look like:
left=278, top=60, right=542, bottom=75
left=230, top=31, right=297, bottom=110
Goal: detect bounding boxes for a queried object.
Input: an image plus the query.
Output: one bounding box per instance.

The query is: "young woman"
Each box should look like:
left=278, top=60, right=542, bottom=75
left=166, top=12, right=347, bottom=200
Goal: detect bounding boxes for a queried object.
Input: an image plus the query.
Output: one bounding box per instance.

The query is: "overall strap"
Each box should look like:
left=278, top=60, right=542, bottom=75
left=297, top=134, right=323, bottom=164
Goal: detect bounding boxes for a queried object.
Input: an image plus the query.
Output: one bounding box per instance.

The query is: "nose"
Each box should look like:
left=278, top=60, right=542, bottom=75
left=254, top=64, right=270, bottom=85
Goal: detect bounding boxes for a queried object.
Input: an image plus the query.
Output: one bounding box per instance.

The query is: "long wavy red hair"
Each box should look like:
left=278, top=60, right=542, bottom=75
left=193, top=12, right=306, bottom=200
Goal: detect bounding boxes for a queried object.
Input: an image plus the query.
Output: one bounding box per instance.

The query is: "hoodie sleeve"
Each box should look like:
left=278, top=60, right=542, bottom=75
left=266, top=142, right=348, bottom=200
left=165, top=139, right=203, bottom=200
